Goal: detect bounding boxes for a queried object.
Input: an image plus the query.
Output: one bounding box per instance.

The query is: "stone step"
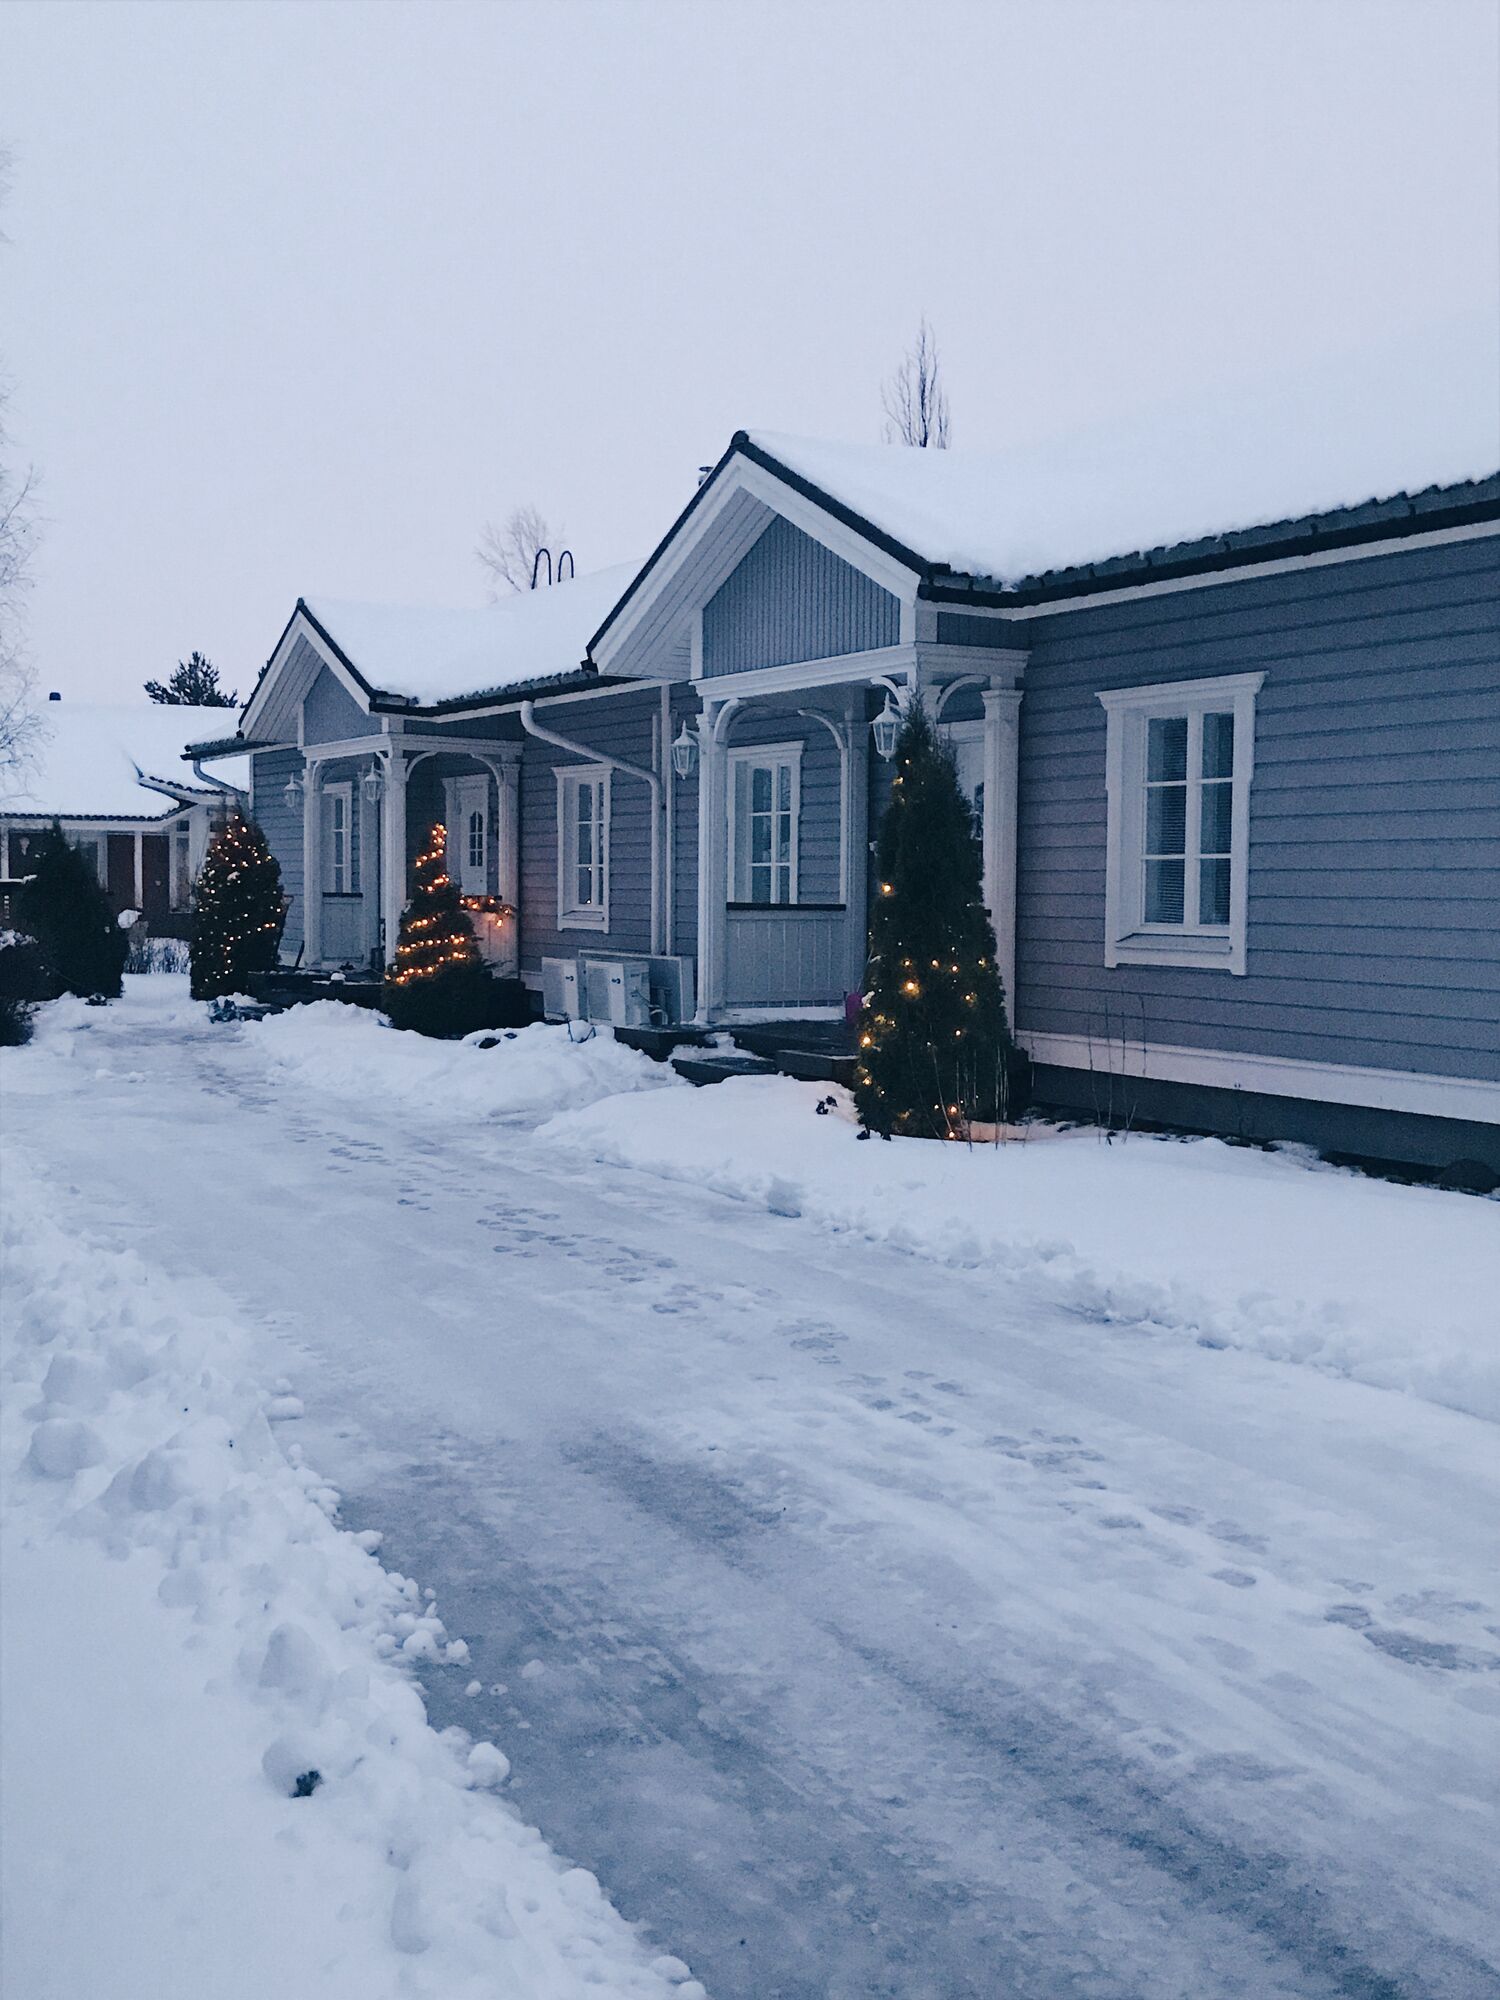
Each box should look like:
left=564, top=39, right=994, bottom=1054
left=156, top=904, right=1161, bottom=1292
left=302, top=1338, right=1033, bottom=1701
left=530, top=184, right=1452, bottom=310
left=669, top=1051, right=780, bottom=1088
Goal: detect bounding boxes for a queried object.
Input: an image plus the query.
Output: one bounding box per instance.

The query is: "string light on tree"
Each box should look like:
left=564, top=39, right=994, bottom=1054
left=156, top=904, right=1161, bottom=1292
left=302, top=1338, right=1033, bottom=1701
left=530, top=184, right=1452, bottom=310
left=382, top=823, right=498, bottom=1037
left=853, top=700, right=1022, bottom=1141
left=189, top=812, right=287, bottom=1000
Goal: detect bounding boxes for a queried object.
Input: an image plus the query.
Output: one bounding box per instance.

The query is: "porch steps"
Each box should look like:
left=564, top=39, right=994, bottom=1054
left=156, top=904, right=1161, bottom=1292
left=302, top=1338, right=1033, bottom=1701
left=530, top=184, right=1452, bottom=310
left=728, top=1022, right=859, bottom=1088
left=669, top=1050, right=780, bottom=1088
left=614, top=1024, right=709, bottom=1062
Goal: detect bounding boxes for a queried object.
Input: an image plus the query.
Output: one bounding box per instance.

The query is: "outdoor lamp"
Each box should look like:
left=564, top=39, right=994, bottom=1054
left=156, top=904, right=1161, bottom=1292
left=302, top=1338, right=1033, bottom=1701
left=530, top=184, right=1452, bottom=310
left=283, top=770, right=305, bottom=809
left=871, top=696, right=901, bottom=761
left=671, top=721, right=699, bottom=780
left=362, top=762, right=385, bottom=804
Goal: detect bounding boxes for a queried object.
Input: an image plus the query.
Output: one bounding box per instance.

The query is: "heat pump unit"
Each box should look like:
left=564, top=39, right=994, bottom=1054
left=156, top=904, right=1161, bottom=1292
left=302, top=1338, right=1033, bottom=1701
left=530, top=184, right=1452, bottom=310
left=647, top=955, right=696, bottom=1026
left=540, top=957, right=581, bottom=1021
left=583, top=958, right=652, bottom=1028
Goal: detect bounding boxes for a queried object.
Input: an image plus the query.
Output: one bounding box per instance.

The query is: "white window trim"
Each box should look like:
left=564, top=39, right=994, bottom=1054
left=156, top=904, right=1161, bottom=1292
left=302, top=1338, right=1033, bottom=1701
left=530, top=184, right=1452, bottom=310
left=556, top=765, right=610, bottom=932
left=726, top=741, right=802, bottom=907
left=1099, top=671, right=1262, bottom=976
left=322, top=781, right=357, bottom=896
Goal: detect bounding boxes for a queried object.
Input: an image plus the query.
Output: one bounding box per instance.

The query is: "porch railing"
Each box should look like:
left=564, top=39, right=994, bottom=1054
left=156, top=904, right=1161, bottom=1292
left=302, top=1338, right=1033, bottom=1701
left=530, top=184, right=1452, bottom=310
left=723, top=904, right=857, bottom=1009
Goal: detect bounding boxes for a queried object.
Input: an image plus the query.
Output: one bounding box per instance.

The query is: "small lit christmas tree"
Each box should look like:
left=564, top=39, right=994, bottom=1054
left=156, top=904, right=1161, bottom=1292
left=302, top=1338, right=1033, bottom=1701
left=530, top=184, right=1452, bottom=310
left=190, top=812, right=287, bottom=1000
left=382, top=823, right=495, bottom=1037
left=16, top=822, right=128, bottom=1000
left=854, top=702, right=1020, bottom=1139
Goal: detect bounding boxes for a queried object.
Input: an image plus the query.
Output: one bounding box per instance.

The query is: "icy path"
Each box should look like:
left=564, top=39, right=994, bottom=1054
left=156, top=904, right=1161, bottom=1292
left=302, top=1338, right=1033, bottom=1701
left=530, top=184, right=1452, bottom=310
left=6, top=984, right=1499, bottom=1999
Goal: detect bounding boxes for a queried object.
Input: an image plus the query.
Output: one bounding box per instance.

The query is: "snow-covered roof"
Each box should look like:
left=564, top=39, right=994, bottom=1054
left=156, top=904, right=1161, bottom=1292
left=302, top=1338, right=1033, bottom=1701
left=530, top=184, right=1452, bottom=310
left=0, top=704, right=249, bottom=821
left=302, top=562, right=640, bottom=707
left=742, top=326, right=1500, bottom=588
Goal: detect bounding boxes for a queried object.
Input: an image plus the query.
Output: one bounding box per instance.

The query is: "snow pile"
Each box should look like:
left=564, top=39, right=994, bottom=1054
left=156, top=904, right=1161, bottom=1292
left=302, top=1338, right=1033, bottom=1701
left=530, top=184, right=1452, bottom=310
left=0, top=1151, right=701, bottom=2000
left=745, top=317, right=1499, bottom=583
left=248, top=1002, right=681, bottom=1120
left=0, top=702, right=247, bottom=816
left=538, top=1079, right=1500, bottom=1424
left=302, top=562, right=640, bottom=707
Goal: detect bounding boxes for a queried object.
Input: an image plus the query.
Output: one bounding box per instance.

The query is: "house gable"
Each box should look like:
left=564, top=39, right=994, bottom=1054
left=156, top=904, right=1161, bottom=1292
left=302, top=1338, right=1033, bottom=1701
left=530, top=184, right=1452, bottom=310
left=702, top=517, right=900, bottom=678
left=302, top=654, right=379, bottom=744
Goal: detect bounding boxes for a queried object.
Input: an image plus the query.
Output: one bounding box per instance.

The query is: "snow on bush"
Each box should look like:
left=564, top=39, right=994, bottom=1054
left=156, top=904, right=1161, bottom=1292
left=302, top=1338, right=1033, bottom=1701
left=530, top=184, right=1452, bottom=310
left=538, top=1078, right=1500, bottom=1425
left=0, top=1149, right=696, bottom=1999
left=248, top=1002, right=680, bottom=1119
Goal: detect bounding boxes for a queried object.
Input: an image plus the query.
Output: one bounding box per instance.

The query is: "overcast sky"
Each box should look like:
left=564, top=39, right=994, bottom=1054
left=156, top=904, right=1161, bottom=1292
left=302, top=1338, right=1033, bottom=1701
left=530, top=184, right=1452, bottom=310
left=3, top=0, right=1497, bottom=705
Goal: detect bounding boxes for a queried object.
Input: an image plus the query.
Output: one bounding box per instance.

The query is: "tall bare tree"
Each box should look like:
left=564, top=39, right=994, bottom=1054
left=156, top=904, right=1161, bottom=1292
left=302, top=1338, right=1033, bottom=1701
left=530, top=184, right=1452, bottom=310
left=0, top=147, right=43, bottom=795
left=476, top=505, right=568, bottom=597
left=882, top=317, right=951, bottom=449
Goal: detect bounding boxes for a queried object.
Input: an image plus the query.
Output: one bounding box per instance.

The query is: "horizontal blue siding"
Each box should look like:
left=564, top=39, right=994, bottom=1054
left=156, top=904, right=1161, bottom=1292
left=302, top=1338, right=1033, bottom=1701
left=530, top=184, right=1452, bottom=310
left=703, top=517, right=898, bottom=676
left=519, top=688, right=659, bottom=971
left=251, top=747, right=305, bottom=961
left=1015, top=534, right=1500, bottom=1085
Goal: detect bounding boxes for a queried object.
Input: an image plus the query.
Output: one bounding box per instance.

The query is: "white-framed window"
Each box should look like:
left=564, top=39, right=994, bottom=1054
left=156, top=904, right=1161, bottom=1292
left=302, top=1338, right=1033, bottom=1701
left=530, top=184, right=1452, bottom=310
left=556, top=766, right=609, bottom=930
left=321, top=782, right=359, bottom=894
left=1099, top=671, right=1262, bottom=975
left=938, top=719, right=986, bottom=856
left=728, top=743, right=801, bottom=905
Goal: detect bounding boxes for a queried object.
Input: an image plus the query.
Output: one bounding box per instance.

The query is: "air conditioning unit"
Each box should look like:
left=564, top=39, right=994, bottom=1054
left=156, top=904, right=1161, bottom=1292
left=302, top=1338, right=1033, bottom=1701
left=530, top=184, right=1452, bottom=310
left=583, top=958, right=652, bottom=1028
left=540, top=956, right=581, bottom=1021
left=647, top=955, right=696, bottom=1026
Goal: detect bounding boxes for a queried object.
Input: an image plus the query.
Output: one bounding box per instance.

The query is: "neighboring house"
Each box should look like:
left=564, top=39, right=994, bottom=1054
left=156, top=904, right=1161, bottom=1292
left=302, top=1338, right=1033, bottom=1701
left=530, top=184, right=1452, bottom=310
left=0, top=703, right=247, bottom=932
left=204, top=432, right=1500, bottom=1173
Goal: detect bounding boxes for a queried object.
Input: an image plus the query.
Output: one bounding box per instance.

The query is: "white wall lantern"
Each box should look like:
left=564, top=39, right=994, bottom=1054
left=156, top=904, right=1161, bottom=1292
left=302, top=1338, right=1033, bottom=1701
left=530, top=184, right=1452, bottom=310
left=871, top=697, right=902, bottom=761
left=361, top=762, right=385, bottom=805
left=670, top=721, right=699, bottom=780
left=283, top=770, right=305, bottom=809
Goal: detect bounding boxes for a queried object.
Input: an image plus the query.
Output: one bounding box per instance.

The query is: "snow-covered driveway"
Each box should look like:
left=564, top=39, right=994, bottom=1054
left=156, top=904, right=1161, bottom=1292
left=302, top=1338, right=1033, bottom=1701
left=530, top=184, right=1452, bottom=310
left=6, top=983, right=1499, bottom=2000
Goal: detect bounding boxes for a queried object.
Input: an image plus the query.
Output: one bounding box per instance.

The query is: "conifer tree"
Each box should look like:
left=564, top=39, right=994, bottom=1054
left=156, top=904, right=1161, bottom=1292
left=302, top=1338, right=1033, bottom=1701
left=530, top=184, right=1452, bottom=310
left=190, top=812, right=286, bottom=1000
left=854, top=703, right=1020, bottom=1139
left=15, top=823, right=128, bottom=999
left=382, top=823, right=494, bottom=1037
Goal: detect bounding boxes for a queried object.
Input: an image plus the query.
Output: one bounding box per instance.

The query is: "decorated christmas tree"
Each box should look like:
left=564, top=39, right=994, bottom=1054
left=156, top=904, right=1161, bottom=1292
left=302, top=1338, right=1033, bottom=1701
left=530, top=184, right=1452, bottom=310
left=189, top=812, right=287, bottom=1000
left=854, top=702, right=1020, bottom=1139
left=15, top=822, right=128, bottom=1000
left=382, top=823, right=494, bottom=1037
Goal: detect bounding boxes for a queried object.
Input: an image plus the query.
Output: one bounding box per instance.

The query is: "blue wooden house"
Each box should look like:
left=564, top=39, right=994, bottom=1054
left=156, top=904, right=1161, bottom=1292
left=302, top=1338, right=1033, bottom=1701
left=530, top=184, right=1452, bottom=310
left=195, top=431, right=1500, bottom=1173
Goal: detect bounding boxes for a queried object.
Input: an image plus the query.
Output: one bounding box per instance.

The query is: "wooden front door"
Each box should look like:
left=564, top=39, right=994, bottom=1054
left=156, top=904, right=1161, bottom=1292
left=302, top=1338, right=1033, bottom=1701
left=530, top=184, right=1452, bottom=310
left=140, top=834, right=171, bottom=923
left=107, top=835, right=137, bottom=913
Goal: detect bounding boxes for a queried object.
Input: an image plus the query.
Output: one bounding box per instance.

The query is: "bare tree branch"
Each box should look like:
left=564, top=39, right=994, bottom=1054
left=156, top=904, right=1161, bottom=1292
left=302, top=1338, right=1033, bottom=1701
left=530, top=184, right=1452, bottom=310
left=882, top=317, right=951, bottom=449
left=475, top=505, right=566, bottom=597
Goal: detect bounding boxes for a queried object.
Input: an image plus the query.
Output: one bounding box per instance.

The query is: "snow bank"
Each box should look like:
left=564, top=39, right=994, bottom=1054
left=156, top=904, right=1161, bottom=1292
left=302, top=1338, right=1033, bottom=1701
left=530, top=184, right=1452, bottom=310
left=538, top=1080, right=1500, bottom=1424
left=249, top=1003, right=680, bottom=1119
left=0, top=1152, right=700, bottom=2000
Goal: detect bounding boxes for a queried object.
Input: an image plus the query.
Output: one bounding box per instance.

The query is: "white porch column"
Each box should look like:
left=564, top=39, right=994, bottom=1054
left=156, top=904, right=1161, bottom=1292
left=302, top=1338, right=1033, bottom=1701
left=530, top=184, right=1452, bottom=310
left=842, top=693, right=870, bottom=998
left=359, top=766, right=382, bottom=965
left=496, top=765, right=521, bottom=909
left=380, top=745, right=408, bottom=968
left=694, top=701, right=735, bottom=1022
left=302, top=757, right=324, bottom=966
left=981, top=687, right=1023, bottom=1014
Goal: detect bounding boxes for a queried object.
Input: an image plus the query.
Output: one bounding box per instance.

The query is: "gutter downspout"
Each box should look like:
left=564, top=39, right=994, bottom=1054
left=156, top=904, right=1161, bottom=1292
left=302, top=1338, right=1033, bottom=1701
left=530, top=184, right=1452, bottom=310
left=189, top=759, right=246, bottom=800
left=518, top=700, right=665, bottom=955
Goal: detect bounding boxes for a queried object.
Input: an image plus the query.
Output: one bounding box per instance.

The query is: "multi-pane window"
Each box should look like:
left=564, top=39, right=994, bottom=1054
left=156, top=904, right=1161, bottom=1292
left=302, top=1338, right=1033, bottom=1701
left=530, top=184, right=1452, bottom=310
left=1099, top=672, right=1262, bottom=974
left=321, top=784, right=358, bottom=894
left=467, top=807, right=486, bottom=873
left=730, top=748, right=800, bottom=905
left=1142, top=711, right=1233, bottom=928
left=557, top=768, right=609, bottom=929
